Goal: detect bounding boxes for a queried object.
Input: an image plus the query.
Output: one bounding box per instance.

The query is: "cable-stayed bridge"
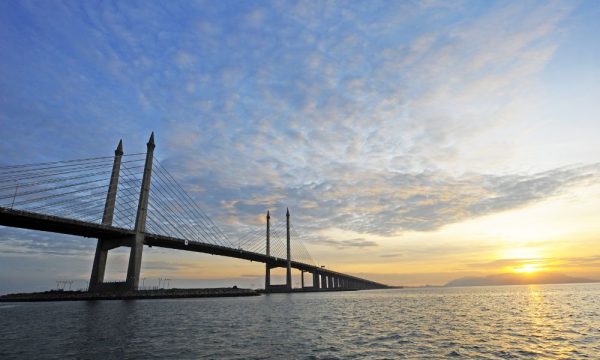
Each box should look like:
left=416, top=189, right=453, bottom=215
left=0, top=133, right=387, bottom=292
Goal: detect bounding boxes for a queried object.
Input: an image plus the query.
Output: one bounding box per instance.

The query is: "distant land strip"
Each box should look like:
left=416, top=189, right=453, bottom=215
left=0, top=287, right=260, bottom=302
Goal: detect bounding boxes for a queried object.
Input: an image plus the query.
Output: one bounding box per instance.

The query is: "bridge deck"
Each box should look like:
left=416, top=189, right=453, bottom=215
left=0, top=207, right=387, bottom=287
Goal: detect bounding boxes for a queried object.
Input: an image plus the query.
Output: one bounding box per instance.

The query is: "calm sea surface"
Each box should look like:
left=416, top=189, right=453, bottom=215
left=1, top=284, right=599, bottom=359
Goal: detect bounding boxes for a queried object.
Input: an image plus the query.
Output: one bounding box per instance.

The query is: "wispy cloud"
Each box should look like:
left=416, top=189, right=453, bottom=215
left=319, top=238, right=378, bottom=249
left=0, top=228, right=94, bottom=256
left=467, top=258, right=546, bottom=269
left=380, top=253, right=403, bottom=259
left=207, top=163, right=600, bottom=238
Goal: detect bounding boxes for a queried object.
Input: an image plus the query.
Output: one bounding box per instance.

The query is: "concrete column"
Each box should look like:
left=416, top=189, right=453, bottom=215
left=89, top=245, right=108, bottom=291
left=313, top=272, right=319, bottom=289
left=285, top=208, right=292, bottom=290
left=126, top=132, right=154, bottom=290
left=301, top=270, right=305, bottom=288
left=89, top=140, right=123, bottom=291
left=321, top=274, right=328, bottom=289
left=265, top=210, right=270, bottom=291
left=328, top=276, right=334, bottom=289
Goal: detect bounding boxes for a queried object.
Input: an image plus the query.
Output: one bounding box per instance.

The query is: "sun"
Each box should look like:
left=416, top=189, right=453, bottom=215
left=513, top=263, right=541, bottom=274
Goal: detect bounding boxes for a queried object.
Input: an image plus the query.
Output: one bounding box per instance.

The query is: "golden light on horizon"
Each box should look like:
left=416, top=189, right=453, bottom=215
left=503, top=248, right=542, bottom=260
left=513, top=263, right=543, bottom=274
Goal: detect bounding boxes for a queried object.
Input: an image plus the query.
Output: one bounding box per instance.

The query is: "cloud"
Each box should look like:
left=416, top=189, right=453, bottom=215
left=318, top=238, right=378, bottom=249
left=380, top=253, right=403, bottom=258
left=467, top=258, right=545, bottom=269
left=0, top=228, right=94, bottom=257
left=239, top=274, right=262, bottom=279
left=142, top=261, right=184, bottom=271
left=553, top=255, right=600, bottom=269
left=202, top=162, right=600, bottom=239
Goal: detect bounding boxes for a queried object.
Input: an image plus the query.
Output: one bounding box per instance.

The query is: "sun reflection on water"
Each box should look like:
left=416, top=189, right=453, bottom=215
left=522, top=285, right=577, bottom=357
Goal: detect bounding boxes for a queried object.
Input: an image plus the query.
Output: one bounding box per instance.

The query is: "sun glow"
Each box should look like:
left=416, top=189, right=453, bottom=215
left=503, top=248, right=542, bottom=260
left=513, top=263, right=542, bottom=274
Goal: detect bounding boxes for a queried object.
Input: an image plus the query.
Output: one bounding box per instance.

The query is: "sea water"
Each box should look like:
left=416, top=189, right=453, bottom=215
left=1, top=283, right=599, bottom=359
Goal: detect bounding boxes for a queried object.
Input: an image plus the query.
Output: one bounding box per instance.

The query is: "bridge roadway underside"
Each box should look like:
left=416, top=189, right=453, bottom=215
left=0, top=208, right=388, bottom=291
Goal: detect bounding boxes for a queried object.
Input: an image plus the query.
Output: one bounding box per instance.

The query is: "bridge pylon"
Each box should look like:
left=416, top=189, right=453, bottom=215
left=264, top=208, right=293, bottom=293
left=286, top=208, right=292, bottom=290
left=88, top=133, right=154, bottom=292
left=264, top=210, right=270, bottom=290
left=89, top=139, right=123, bottom=292
left=126, top=132, right=154, bottom=290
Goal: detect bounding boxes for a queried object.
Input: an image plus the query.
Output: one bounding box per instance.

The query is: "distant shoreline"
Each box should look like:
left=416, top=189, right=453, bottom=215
left=0, top=287, right=260, bottom=302
left=396, top=281, right=600, bottom=289
left=444, top=272, right=599, bottom=287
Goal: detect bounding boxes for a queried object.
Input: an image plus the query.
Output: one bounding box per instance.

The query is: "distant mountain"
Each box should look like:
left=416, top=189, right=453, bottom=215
left=445, top=272, right=597, bottom=287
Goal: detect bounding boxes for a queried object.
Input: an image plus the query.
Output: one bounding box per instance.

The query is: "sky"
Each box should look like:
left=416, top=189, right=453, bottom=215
left=1, top=0, right=599, bottom=292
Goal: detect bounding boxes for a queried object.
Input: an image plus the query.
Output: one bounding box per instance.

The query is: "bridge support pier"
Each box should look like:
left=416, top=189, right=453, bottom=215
left=320, top=273, right=324, bottom=289
left=126, top=234, right=145, bottom=290
left=89, top=245, right=107, bottom=289
left=89, top=238, right=125, bottom=291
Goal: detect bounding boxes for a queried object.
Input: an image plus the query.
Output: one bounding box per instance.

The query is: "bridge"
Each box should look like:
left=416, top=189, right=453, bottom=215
left=0, top=133, right=388, bottom=293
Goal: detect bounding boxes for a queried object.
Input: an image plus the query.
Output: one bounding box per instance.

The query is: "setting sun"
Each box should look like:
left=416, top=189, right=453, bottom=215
left=513, top=264, right=543, bottom=274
